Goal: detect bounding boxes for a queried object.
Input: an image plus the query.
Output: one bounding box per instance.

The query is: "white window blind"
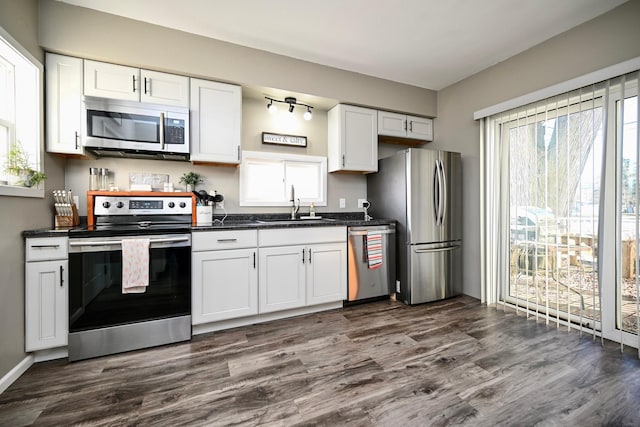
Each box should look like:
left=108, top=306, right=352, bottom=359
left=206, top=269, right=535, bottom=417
left=480, top=69, right=640, bottom=356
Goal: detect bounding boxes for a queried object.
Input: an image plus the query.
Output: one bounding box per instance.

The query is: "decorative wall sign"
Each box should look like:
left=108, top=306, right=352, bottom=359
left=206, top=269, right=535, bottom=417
left=262, top=132, right=307, bottom=148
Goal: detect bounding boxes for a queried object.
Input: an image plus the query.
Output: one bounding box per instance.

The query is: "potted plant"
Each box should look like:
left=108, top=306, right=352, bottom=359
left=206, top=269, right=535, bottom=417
left=25, top=170, right=47, bottom=188
left=179, top=171, right=203, bottom=191
left=3, top=141, right=31, bottom=186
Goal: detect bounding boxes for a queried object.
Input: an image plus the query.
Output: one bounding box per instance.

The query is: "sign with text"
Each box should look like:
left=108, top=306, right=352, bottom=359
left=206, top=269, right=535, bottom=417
left=262, top=132, right=307, bottom=148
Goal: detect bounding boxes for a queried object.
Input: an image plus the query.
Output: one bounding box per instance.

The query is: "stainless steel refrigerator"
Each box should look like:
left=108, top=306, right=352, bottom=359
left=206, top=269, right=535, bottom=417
left=367, top=148, right=462, bottom=304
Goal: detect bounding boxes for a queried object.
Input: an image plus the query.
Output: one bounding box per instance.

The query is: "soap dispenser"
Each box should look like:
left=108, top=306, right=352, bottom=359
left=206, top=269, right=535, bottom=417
left=309, top=202, right=316, bottom=217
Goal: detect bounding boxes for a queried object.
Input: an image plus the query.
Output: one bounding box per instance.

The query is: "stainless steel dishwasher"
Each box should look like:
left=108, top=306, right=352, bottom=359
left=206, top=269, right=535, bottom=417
left=347, top=224, right=396, bottom=302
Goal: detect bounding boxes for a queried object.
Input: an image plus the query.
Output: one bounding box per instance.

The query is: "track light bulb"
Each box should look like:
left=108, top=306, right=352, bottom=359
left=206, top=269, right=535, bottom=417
left=304, top=108, right=312, bottom=121
left=288, top=103, right=295, bottom=113
left=267, top=101, right=277, bottom=113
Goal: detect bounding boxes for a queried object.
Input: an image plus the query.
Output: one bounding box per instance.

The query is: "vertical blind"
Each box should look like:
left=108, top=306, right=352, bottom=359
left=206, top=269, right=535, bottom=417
left=480, top=70, right=640, bottom=355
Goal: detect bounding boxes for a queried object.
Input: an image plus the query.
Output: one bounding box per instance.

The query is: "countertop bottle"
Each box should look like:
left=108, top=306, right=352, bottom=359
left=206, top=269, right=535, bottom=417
left=89, top=167, right=99, bottom=190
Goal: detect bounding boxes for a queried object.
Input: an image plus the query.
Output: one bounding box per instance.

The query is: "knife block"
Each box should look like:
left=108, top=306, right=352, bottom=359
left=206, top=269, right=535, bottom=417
left=55, top=204, right=80, bottom=227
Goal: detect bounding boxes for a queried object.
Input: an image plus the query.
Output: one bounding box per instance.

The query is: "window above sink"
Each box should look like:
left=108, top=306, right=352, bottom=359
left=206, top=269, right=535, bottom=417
left=239, top=150, right=327, bottom=207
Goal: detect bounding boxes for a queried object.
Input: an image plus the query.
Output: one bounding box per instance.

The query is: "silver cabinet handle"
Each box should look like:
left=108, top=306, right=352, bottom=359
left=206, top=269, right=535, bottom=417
left=237, top=146, right=241, bottom=162
left=342, top=154, right=345, bottom=167
left=253, top=251, right=256, bottom=269
left=217, top=238, right=237, bottom=243
left=132, top=75, right=136, bottom=93
left=302, top=248, right=305, bottom=264
left=74, top=131, right=79, bottom=149
left=404, top=119, right=407, bottom=131
left=409, top=121, right=413, bottom=132
left=144, top=77, right=149, bottom=94
left=30, top=244, right=61, bottom=249
left=59, top=265, right=64, bottom=287
left=308, top=248, right=312, bottom=264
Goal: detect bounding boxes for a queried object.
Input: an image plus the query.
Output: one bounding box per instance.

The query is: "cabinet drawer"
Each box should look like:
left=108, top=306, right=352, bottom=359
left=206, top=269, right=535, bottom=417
left=26, top=237, right=68, bottom=261
left=192, top=230, right=257, bottom=251
left=259, top=226, right=346, bottom=247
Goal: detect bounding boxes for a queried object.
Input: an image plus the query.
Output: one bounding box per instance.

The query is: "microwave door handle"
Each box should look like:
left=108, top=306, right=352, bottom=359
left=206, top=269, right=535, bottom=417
left=159, top=112, right=165, bottom=150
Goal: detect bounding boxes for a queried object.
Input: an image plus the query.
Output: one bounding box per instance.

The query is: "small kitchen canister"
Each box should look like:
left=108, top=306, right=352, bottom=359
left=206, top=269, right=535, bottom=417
left=98, top=168, right=109, bottom=190
left=89, top=167, right=99, bottom=190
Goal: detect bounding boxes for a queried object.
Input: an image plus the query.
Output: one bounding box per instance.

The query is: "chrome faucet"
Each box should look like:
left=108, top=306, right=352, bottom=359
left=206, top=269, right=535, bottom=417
left=290, top=185, right=300, bottom=219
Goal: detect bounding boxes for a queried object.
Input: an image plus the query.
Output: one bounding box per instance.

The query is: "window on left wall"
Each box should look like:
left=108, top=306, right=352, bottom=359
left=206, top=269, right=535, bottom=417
left=0, top=26, right=43, bottom=198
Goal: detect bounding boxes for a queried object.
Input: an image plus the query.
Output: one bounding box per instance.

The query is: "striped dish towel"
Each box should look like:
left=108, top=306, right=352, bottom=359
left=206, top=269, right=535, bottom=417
left=365, top=233, right=383, bottom=269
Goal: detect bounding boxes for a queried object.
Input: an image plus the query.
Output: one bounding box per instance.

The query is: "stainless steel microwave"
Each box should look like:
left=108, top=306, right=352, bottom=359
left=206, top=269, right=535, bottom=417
left=83, top=96, right=190, bottom=160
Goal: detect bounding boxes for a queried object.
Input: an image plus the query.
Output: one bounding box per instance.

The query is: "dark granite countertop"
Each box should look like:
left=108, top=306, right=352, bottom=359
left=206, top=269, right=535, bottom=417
left=23, top=213, right=396, bottom=238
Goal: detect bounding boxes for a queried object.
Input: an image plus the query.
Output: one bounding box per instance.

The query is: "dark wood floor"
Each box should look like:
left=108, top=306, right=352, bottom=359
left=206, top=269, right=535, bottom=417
left=2, top=296, right=640, bottom=426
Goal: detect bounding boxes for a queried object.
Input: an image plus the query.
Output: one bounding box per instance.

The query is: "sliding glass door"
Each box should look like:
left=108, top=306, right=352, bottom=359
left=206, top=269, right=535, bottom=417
left=616, top=92, right=639, bottom=344
left=505, top=88, right=603, bottom=329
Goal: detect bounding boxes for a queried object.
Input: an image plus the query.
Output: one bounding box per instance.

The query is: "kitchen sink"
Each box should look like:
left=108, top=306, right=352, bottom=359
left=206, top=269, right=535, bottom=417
left=255, top=218, right=338, bottom=225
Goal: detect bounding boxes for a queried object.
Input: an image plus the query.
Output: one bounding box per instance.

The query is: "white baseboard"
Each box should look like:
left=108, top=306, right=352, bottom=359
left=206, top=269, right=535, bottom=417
left=193, top=301, right=343, bottom=335
left=0, top=355, right=34, bottom=394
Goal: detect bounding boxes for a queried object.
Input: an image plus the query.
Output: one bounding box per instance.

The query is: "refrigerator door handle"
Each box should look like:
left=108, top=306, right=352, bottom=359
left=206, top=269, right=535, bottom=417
left=433, top=160, right=440, bottom=226
left=440, top=160, right=447, bottom=225
left=414, top=245, right=459, bottom=253
left=437, top=159, right=444, bottom=226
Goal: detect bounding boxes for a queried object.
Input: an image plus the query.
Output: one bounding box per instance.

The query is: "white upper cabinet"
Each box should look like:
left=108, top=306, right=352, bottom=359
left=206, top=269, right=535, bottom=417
left=378, top=110, right=433, bottom=141
left=45, top=53, right=84, bottom=155
left=140, top=69, right=189, bottom=107
left=328, top=104, right=378, bottom=173
left=190, top=78, right=242, bottom=164
left=84, top=60, right=140, bottom=101
left=84, top=60, right=189, bottom=107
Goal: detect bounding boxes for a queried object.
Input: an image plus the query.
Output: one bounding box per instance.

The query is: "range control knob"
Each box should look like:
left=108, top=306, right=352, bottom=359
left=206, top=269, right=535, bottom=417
left=102, top=201, right=111, bottom=209
left=116, top=202, right=124, bottom=209
left=179, top=202, right=186, bottom=208
left=168, top=202, right=175, bottom=208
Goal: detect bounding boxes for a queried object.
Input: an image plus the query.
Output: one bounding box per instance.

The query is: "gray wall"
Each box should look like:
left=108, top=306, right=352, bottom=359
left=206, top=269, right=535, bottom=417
left=436, top=0, right=640, bottom=299
left=0, top=0, right=65, bottom=380
left=66, top=97, right=367, bottom=214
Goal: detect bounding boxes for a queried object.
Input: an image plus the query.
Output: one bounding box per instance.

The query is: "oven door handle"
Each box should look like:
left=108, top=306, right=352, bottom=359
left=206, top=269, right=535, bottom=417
left=69, top=236, right=190, bottom=247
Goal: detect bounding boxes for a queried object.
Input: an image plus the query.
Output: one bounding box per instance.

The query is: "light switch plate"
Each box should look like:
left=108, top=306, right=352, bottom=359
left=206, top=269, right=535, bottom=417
left=339, top=198, right=346, bottom=209
left=215, top=200, right=224, bottom=209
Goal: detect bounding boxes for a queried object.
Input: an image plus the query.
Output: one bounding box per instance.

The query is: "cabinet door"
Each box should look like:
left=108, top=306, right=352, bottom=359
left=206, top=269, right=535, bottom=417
left=140, top=69, right=189, bottom=107
left=259, top=245, right=306, bottom=313
left=45, top=54, right=84, bottom=155
left=406, top=115, right=433, bottom=141
left=84, top=60, right=140, bottom=101
left=190, top=78, right=242, bottom=164
left=192, top=249, right=258, bottom=324
left=306, top=243, right=347, bottom=305
left=328, top=104, right=378, bottom=173
left=377, top=110, right=407, bottom=138
left=25, top=260, right=68, bottom=351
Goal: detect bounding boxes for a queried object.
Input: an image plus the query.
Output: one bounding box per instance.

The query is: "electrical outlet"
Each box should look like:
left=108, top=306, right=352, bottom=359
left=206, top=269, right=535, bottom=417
left=215, top=200, right=224, bottom=209
left=357, top=198, right=367, bottom=208
left=339, top=198, right=346, bottom=209
left=396, top=280, right=401, bottom=293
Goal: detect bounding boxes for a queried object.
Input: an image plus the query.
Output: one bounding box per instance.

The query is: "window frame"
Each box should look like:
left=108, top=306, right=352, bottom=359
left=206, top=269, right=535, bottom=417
left=239, top=150, right=327, bottom=207
left=0, top=24, right=44, bottom=198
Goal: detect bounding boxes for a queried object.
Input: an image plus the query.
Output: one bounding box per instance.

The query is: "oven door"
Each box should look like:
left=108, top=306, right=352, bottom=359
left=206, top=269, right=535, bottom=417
left=68, top=234, right=191, bottom=360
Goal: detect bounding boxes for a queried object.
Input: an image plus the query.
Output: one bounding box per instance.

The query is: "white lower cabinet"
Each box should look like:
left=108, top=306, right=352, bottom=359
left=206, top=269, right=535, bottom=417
left=306, top=243, right=347, bottom=305
left=259, top=245, right=306, bottom=313
left=259, top=227, right=347, bottom=313
left=25, top=237, right=69, bottom=352
left=192, top=230, right=258, bottom=324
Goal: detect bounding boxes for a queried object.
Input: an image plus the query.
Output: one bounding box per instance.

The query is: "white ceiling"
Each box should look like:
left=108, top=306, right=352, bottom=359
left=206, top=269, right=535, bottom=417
left=59, top=0, right=626, bottom=91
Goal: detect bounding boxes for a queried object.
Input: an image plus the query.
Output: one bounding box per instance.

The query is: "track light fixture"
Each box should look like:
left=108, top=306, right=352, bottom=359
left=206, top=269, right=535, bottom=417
left=265, top=96, right=313, bottom=120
